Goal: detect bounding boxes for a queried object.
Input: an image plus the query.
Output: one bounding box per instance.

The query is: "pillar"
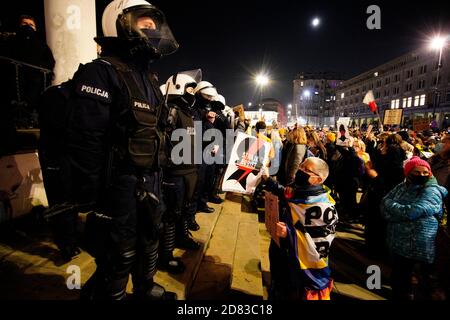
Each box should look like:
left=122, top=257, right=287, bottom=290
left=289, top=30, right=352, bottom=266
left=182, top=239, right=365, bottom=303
left=44, top=0, right=97, bottom=85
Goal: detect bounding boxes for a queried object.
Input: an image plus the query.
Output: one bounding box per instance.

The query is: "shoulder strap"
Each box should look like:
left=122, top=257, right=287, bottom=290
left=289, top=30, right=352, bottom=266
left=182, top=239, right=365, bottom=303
left=95, top=57, right=164, bottom=121
left=95, top=57, right=145, bottom=102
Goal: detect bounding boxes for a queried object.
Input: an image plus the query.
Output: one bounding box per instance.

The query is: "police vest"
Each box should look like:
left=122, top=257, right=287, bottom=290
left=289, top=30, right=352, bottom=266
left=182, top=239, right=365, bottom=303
left=99, top=57, right=166, bottom=170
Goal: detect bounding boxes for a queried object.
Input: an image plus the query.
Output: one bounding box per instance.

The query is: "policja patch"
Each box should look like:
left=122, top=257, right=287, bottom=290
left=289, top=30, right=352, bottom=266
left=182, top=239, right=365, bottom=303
left=76, top=83, right=112, bottom=103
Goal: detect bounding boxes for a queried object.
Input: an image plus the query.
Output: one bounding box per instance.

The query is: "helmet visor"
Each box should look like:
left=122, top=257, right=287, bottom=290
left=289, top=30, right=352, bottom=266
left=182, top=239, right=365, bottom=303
left=122, top=6, right=179, bottom=56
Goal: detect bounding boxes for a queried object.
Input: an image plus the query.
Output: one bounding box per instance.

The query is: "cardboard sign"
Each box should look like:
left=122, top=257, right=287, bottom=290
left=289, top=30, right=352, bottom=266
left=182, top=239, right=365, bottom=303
left=337, top=117, right=351, bottom=127
left=413, top=118, right=431, bottom=132
left=233, top=104, right=245, bottom=120
left=264, top=191, right=280, bottom=247
left=383, top=109, right=403, bottom=126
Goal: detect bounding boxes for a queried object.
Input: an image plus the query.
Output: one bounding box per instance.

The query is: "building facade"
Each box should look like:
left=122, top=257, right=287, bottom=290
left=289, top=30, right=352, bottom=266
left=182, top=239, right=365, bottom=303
left=245, top=98, right=283, bottom=126
left=335, top=48, right=450, bottom=129
left=293, top=72, right=344, bottom=128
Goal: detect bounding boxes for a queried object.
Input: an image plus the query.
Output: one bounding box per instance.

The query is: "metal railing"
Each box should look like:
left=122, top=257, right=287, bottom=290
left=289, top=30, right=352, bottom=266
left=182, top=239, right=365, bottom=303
left=0, top=55, right=53, bottom=129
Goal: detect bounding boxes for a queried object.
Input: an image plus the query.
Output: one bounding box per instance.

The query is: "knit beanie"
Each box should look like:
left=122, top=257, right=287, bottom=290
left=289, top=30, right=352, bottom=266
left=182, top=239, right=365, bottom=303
left=404, top=156, right=432, bottom=177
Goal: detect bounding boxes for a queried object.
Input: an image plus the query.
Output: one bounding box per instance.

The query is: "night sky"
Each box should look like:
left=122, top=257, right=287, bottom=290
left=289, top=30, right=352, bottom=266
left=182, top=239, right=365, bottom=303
left=2, top=0, right=450, bottom=107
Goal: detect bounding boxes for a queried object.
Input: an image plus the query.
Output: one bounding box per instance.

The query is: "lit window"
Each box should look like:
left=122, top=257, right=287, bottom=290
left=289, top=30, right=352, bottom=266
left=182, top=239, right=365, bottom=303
left=374, top=72, right=379, bottom=77
left=414, top=95, right=420, bottom=107
left=341, top=93, right=345, bottom=99
left=420, top=94, right=426, bottom=106
left=300, top=81, right=304, bottom=87
left=391, top=100, right=395, bottom=109
left=395, top=99, right=400, bottom=109
left=407, top=97, right=412, bottom=108
left=402, top=98, right=407, bottom=108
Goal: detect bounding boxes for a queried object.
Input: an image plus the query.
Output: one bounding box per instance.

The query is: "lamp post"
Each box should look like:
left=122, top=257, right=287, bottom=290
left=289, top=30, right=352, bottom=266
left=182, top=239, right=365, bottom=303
left=255, top=74, right=269, bottom=108
left=430, top=36, right=447, bottom=120
left=303, top=90, right=311, bottom=125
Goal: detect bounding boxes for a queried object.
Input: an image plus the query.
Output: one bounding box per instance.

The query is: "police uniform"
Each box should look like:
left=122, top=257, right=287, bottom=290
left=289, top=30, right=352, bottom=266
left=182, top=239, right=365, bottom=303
left=67, top=55, right=170, bottom=300
left=156, top=96, right=201, bottom=274
left=192, top=96, right=215, bottom=212
left=67, top=0, right=179, bottom=300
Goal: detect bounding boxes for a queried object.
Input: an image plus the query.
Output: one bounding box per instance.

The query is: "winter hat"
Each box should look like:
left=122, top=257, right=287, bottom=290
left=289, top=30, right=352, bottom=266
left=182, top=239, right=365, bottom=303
left=404, top=156, right=432, bottom=177
left=326, top=132, right=336, bottom=143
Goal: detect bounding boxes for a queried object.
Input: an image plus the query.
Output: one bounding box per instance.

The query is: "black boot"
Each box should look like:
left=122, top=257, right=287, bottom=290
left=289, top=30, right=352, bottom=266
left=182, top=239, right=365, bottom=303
left=159, top=222, right=185, bottom=274
left=176, top=218, right=201, bottom=250
left=145, top=282, right=178, bottom=300
left=188, top=215, right=200, bottom=231
left=133, top=281, right=178, bottom=300
left=208, top=195, right=223, bottom=204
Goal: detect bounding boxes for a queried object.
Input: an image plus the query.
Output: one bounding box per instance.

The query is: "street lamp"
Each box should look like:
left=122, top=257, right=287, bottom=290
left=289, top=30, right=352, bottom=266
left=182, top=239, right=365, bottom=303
left=430, top=35, right=448, bottom=120
left=255, top=73, right=270, bottom=107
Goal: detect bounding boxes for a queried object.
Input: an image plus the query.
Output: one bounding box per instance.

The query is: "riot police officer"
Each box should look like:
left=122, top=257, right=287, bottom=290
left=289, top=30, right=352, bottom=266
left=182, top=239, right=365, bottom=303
left=191, top=81, right=218, bottom=220
left=63, top=0, right=178, bottom=300
left=158, top=70, right=202, bottom=274
left=208, top=94, right=231, bottom=204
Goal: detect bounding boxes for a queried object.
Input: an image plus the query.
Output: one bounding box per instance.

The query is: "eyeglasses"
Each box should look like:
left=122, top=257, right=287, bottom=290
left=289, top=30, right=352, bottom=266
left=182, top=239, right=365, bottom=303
left=299, top=166, right=321, bottom=177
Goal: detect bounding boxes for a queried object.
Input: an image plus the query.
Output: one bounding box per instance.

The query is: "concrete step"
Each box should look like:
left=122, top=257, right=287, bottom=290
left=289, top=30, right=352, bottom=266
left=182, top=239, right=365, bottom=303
left=230, top=196, right=264, bottom=299
left=189, top=213, right=240, bottom=299
left=127, top=201, right=224, bottom=300
left=189, top=193, right=241, bottom=299
left=190, top=192, right=265, bottom=300
left=258, top=222, right=271, bottom=300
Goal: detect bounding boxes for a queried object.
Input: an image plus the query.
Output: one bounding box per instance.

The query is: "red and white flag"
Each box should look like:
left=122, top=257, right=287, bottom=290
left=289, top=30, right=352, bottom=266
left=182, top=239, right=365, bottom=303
left=363, top=90, right=378, bottom=114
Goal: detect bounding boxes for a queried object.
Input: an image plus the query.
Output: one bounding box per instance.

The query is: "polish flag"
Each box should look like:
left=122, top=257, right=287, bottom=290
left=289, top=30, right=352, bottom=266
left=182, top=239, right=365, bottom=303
left=363, top=90, right=378, bottom=114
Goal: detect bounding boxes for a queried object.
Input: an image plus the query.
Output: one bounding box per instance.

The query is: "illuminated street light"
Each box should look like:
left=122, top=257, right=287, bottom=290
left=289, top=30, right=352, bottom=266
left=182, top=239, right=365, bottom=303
left=288, top=104, right=292, bottom=109
left=255, top=74, right=269, bottom=86
left=430, top=35, right=448, bottom=119
left=430, top=36, right=446, bottom=50
left=248, top=102, right=252, bottom=107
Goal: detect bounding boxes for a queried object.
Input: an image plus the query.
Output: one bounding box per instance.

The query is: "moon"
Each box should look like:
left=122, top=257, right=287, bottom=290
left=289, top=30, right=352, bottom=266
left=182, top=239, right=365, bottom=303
left=312, top=17, right=320, bottom=28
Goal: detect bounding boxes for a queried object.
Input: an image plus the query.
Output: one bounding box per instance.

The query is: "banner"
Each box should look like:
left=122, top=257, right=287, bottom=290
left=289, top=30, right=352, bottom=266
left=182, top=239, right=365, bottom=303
left=413, top=118, right=431, bottom=132
left=264, top=191, right=280, bottom=247
left=222, top=132, right=271, bottom=194
left=383, top=109, right=403, bottom=126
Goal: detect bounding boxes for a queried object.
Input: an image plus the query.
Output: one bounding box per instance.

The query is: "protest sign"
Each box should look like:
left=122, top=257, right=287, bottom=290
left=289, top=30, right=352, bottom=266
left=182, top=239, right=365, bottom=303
left=222, top=132, right=271, bottom=194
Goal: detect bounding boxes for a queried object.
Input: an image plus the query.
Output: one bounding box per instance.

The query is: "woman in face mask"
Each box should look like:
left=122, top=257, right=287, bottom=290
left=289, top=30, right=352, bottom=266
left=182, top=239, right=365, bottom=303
left=381, top=156, right=448, bottom=300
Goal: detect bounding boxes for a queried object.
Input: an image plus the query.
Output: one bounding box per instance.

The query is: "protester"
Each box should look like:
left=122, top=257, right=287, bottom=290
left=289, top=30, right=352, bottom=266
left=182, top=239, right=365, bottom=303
left=278, top=127, right=307, bottom=185
left=307, top=130, right=327, bottom=161
left=263, top=157, right=338, bottom=300
left=381, top=156, right=448, bottom=300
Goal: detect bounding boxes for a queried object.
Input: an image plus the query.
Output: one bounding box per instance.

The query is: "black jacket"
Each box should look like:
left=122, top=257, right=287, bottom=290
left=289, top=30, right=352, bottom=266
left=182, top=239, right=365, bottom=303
left=65, top=56, right=164, bottom=203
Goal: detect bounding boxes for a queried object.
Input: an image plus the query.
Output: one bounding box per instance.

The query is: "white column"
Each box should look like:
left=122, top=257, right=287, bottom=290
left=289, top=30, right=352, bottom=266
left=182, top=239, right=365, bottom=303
left=44, top=0, right=97, bottom=85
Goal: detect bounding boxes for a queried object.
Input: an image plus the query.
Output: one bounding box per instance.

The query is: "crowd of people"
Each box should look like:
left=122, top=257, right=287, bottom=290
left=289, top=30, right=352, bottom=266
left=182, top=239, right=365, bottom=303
left=252, top=120, right=449, bottom=300
left=0, top=0, right=449, bottom=302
